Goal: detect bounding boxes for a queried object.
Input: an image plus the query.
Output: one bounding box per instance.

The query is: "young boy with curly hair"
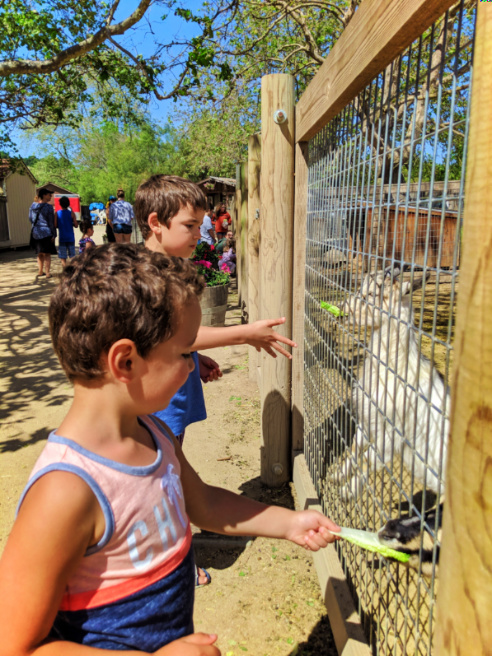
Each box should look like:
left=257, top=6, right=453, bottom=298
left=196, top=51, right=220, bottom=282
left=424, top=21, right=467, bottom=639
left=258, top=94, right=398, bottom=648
left=0, top=243, right=339, bottom=655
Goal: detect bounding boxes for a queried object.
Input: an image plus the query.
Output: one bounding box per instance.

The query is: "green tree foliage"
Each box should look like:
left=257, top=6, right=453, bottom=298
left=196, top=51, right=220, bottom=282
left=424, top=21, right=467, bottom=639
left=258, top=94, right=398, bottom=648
left=169, top=0, right=360, bottom=177
left=28, top=118, right=186, bottom=204
left=174, top=87, right=256, bottom=180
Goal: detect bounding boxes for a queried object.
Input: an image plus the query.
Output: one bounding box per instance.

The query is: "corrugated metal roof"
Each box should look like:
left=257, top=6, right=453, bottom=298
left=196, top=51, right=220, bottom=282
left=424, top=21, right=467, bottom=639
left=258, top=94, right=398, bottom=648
left=198, top=176, right=236, bottom=187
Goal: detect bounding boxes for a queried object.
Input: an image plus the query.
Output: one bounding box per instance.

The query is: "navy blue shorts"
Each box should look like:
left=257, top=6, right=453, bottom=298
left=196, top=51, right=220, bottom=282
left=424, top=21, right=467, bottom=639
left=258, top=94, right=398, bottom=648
left=112, top=223, right=132, bottom=235
left=58, top=242, right=75, bottom=259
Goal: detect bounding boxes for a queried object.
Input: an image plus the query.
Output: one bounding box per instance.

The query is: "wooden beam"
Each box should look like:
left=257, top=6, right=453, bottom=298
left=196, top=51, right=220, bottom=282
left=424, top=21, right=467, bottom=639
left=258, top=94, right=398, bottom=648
left=247, top=134, right=261, bottom=381
left=260, top=74, right=295, bottom=486
left=293, top=454, right=372, bottom=656
left=291, top=142, right=308, bottom=453
left=434, top=6, right=492, bottom=655
left=239, top=161, right=248, bottom=322
left=296, top=0, right=458, bottom=142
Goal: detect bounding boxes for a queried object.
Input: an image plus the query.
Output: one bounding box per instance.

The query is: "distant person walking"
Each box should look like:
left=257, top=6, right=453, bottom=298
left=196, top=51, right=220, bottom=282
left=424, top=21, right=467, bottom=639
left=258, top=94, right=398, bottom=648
left=55, top=196, right=78, bottom=268
left=30, top=187, right=56, bottom=280
left=108, top=189, right=134, bottom=243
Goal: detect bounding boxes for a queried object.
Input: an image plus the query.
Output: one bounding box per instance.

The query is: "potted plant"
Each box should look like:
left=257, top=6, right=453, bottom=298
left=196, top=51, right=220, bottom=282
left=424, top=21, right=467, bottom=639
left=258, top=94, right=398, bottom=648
left=191, top=242, right=230, bottom=326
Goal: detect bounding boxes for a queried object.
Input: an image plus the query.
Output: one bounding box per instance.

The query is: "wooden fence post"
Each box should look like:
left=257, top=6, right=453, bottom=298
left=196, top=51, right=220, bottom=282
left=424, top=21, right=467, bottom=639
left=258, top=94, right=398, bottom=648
left=240, top=162, right=248, bottom=321
left=234, top=163, right=241, bottom=245
left=259, top=74, right=295, bottom=486
left=248, top=134, right=261, bottom=381
left=236, top=162, right=248, bottom=311
left=291, top=141, right=309, bottom=455
left=434, top=5, right=492, bottom=655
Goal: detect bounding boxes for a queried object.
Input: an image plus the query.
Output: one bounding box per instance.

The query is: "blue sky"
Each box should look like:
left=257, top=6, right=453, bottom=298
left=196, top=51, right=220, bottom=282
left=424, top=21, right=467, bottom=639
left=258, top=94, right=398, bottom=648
left=17, top=0, right=204, bottom=156
left=113, top=0, right=203, bottom=123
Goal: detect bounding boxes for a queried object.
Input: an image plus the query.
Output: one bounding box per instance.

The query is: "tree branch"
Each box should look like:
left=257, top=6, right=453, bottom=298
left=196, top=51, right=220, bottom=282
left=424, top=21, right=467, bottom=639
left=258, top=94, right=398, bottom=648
left=0, top=0, right=152, bottom=77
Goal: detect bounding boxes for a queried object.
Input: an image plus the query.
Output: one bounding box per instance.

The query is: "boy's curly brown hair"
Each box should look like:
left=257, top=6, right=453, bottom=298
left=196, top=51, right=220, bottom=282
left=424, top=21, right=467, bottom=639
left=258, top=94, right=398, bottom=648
left=49, top=243, right=204, bottom=381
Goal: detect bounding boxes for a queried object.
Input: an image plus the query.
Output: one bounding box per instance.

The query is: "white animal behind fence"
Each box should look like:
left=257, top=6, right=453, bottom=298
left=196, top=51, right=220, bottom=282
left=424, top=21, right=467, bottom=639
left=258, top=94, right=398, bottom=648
left=335, top=266, right=449, bottom=499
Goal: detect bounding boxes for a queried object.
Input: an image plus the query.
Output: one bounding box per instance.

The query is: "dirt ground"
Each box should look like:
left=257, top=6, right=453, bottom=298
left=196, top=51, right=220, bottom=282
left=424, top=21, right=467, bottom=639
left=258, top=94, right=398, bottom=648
left=0, top=227, right=338, bottom=656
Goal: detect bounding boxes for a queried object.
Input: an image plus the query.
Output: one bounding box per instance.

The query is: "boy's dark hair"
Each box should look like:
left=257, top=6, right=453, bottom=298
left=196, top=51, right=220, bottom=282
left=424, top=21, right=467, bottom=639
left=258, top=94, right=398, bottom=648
left=80, top=220, right=92, bottom=234
left=134, top=175, right=207, bottom=240
left=59, top=196, right=70, bottom=209
left=38, top=187, right=52, bottom=200
left=49, top=243, right=205, bottom=381
left=117, top=189, right=125, bottom=199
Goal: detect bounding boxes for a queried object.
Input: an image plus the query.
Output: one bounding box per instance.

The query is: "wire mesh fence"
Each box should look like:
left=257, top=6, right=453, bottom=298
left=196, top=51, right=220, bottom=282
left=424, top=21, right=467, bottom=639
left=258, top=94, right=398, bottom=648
left=302, top=2, right=476, bottom=654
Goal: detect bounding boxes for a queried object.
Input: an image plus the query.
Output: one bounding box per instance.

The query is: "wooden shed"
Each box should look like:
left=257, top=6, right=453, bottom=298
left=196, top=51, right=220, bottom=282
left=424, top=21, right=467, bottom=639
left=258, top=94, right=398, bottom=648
left=36, top=181, right=74, bottom=195
left=363, top=204, right=460, bottom=268
left=0, top=159, right=38, bottom=249
left=197, top=176, right=236, bottom=211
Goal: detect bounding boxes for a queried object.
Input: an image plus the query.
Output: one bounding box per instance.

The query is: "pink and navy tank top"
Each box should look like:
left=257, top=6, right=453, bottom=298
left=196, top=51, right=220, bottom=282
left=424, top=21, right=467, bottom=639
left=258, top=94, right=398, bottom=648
left=17, top=415, right=195, bottom=650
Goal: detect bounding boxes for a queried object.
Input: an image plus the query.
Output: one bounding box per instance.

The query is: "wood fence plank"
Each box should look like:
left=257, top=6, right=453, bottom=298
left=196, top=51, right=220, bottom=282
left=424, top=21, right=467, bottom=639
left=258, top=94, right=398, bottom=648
left=291, top=142, right=308, bottom=453
left=260, top=74, right=295, bottom=486
left=236, top=162, right=248, bottom=312
left=296, top=0, right=458, bottom=142
left=247, top=134, right=261, bottom=381
left=434, top=5, right=492, bottom=655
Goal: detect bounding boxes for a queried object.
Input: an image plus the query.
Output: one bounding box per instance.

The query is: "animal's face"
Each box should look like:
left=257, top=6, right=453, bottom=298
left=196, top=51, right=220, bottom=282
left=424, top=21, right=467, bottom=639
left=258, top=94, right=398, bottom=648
left=378, top=504, right=442, bottom=576
left=378, top=514, right=424, bottom=550
left=343, top=270, right=407, bottom=329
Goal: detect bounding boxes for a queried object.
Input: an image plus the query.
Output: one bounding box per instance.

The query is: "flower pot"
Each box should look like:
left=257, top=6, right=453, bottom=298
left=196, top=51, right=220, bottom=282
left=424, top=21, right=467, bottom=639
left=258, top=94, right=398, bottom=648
left=200, top=283, right=229, bottom=326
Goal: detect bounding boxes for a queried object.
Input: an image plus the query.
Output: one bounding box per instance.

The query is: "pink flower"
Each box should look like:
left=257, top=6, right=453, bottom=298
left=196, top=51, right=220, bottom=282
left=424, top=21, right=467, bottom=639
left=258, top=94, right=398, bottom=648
left=196, top=259, right=212, bottom=269
left=210, top=245, right=215, bottom=251
left=221, top=262, right=231, bottom=273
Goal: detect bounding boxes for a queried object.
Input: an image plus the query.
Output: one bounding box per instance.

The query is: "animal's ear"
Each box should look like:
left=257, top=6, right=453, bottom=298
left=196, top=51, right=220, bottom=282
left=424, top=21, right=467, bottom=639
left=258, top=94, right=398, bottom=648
left=384, top=265, right=402, bottom=283
left=410, top=269, right=431, bottom=293
left=400, top=280, right=412, bottom=296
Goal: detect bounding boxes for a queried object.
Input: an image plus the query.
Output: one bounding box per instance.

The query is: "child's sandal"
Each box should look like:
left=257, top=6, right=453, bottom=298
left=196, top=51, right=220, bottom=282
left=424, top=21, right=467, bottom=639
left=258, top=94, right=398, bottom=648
left=195, top=566, right=212, bottom=588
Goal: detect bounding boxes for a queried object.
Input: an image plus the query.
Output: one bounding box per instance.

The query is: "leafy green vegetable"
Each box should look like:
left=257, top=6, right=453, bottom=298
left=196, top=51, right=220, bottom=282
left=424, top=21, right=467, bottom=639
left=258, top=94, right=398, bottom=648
left=320, top=301, right=344, bottom=317
left=331, top=527, right=411, bottom=563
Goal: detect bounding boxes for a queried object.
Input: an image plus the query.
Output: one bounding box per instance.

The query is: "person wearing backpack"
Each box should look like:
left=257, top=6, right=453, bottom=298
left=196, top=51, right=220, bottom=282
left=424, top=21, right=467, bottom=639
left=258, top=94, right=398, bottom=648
left=30, top=187, right=57, bottom=280
left=55, top=196, right=78, bottom=268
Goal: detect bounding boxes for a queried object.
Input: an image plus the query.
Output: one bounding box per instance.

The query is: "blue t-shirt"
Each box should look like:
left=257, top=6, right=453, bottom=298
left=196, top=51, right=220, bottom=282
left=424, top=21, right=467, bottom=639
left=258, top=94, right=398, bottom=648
left=153, top=352, right=206, bottom=435
left=109, top=200, right=134, bottom=226
left=57, top=209, right=75, bottom=243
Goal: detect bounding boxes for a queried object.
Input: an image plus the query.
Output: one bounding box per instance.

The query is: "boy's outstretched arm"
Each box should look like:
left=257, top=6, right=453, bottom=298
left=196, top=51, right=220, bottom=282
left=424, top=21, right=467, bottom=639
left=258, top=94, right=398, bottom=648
left=193, top=317, right=297, bottom=359
left=177, top=444, right=339, bottom=550
left=0, top=471, right=220, bottom=656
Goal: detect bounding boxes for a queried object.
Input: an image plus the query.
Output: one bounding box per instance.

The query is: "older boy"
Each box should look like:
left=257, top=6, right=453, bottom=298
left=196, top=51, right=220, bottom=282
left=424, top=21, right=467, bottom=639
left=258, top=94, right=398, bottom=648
left=134, top=175, right=297, bottom=586
left=134, top=175, right=295, bottom=358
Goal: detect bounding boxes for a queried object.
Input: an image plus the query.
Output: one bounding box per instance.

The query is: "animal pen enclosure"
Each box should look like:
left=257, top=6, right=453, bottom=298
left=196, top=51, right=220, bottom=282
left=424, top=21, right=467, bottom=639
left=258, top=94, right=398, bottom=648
left=302, top=1, right=471, bottom=650
left=236, top=0, right=491, bottom=654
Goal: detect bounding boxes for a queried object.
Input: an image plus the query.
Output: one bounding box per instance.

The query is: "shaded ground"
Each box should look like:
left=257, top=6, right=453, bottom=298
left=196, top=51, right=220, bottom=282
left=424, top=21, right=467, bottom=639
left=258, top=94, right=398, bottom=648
left=0, top=230, right=337, bottom=656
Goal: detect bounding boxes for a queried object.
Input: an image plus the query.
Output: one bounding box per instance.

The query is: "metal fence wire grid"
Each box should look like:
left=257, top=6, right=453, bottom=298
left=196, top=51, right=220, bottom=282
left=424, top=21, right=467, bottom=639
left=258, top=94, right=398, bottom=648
left=303, top=1, right=476, bottom=654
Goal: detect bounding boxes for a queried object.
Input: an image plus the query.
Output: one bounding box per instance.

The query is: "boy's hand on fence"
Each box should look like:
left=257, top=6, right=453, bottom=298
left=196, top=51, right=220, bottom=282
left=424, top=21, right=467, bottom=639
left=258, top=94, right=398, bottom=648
left=286, top=510, right=341, bottom=551
left=198, top=353, right=223, bottom=383
left=155, top=632, right=220, bottom=655
left=245, top=317, right=297, bottom=359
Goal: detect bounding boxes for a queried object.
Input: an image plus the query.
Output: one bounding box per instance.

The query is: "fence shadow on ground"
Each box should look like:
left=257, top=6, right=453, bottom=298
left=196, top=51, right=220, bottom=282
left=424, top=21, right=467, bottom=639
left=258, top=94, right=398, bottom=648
left=290, top=614, right=337, bottom=656
left=0, top=249, right=71, bottom=451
